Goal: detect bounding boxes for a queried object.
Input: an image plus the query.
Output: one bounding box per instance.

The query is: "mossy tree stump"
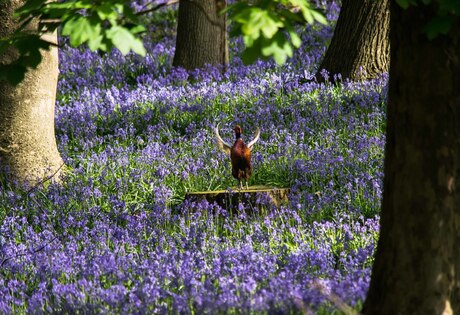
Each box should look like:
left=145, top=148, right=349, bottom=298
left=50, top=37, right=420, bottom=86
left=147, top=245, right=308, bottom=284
left=185, top=185, right=290, bottom=213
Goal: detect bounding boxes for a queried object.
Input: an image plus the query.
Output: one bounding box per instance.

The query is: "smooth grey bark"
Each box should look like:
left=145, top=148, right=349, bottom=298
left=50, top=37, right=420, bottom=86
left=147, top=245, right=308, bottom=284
left=0, top=0, right=64, bottom=187
left=363, top=2, right=460, bottom=314
left=173, top=0, right=228, bottom=70
left=316, top=0, right=390, bottom=82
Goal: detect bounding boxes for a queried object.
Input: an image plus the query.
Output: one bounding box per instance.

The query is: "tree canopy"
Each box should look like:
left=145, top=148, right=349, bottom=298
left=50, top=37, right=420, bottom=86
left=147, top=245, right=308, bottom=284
left=0, top=0, right=326, bottom=84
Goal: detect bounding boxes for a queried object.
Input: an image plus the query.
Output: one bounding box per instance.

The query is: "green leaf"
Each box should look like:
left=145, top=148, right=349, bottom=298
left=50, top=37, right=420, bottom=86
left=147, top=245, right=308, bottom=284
left=310, top=9, right=327, bottom=25
left=119, top=4, right=137, bottom=21
left=240, top=35, right=265, bottom=65
left=288, top=0, right=326, bottom=25
left=86, top=16, right=103, bottom=50
left=243, top=34, right=255, bottom=47
left=278, top=9, right=305, bottom=24
left=424, top=15, right=454, bottom=39
left=241, top=45, right=262, bottom=65
left=62, top=16, right=89, bottom=46
left=289, top=0, right=310, bottom=12
left=14, top=0, right=47, bottom=17
left=97, top=36, right=112, bottom=52
left=259, top=13, right=284, bottom=39
left=261, top=33, right=292, bottom=65
left=229, top=24, right=243, bottom=38
left=44, top=1, right=91, bottom=10
left=221, top=1, right=249, bottom=14
left=395, top=0, right=417, bottom=9
left=233, top=8, right=259, bottom=31
left=114, top=3, right=125, bottom=14
left=106, top=25, right=146, bottom=56
left=303, top=9, right=314, bottom=24
left=234, top=8, right=283, bottom=40
left=41, top=2, right=91, bottom=19
left=395, top=0, right=409, bottom=8
left=87, top=34, right=104, bottom=51
left=284, top=21, right=301, bottom=48
left=62, top=16, right=102, bottom=47
left=289, top=31, right=301, bottom=48
left=127, top=24, right=146, bottom=35
left=96, top=2, right=119, bottom=21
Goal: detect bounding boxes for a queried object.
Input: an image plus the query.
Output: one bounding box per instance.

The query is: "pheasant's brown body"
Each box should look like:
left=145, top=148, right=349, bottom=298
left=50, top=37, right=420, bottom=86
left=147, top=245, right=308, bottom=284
left=231, top=139, right=252, bottom=184
left=214, top=124, right=260, bottom=190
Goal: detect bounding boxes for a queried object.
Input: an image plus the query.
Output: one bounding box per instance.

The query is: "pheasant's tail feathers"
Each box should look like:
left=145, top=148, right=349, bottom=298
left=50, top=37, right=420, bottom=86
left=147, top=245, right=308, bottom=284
left=247, top=127, right=261, bottom=150
left=214, top=124, right=232, bottom=155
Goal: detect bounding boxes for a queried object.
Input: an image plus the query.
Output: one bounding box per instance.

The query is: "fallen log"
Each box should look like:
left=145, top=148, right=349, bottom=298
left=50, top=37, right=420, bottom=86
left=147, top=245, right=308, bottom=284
left=185, top=185, right=290, bottom=212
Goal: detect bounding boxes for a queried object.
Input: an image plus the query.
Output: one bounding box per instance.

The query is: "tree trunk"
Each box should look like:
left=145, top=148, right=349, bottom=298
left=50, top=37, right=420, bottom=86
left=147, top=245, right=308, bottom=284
left=173, top=0, right=228, bottom=70
left=316, top=0, right=390, bottom=82
left=363, top=2, right=460, bottom=314
left=0, top=0, right=64, bottom=187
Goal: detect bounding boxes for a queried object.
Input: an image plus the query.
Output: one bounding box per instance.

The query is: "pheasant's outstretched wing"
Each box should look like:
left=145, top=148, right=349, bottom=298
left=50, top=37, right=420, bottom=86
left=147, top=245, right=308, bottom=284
left=214, top=123, right=232, bottom=155
left=247, top=127, right=260, bottom=150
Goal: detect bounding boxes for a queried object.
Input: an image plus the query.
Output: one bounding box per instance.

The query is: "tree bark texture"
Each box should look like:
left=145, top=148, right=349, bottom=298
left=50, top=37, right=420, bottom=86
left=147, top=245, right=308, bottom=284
left=316, top=0, right=390, bottom=82
left=363, top=2, right=460, bottom=314
left=0, top=0, right=64, bottom=186
left=173, top=0, right=228, bottom=70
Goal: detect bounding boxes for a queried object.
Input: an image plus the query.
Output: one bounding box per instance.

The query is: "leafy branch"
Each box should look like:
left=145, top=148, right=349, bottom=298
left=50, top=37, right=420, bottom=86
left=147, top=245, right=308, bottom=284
left=0, top=0, right=328, bottom=84
left=1, top=0, right=162, bottom=84
left=224, top=0, right=326, bottom=65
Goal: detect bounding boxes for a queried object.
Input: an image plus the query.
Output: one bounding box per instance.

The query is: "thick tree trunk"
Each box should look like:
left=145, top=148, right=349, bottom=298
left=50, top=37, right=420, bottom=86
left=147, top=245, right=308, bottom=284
left=362, top=2, right=460, bottom=314
left=173, top=0, right=228, bottom=70
left=316, top=0, right=390, bottom=82
left=0, top=0, right=64, bottom=187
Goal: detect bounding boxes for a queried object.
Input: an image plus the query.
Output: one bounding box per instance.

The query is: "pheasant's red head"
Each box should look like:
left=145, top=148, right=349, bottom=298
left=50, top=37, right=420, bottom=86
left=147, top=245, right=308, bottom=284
left=233, top=125, right=242, bottom=138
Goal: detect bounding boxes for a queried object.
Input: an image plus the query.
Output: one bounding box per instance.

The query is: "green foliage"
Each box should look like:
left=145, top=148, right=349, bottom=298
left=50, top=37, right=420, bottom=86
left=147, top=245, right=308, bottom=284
left=0, top=0, right=146, bottom=85
left=225, top=0, right=326, bottom=65
left=396, top=0, right=459, bottom=39
left=0, top=0, right=327, bottom=84
left=423, top=15, right=455, bottom=39
left=15, top=0, right=147, bottom=55
left=105, top=25, right=146, bottom=55
left=423, top=0, right=459, bottom=39
left=395, top=0, right=418, bottom=9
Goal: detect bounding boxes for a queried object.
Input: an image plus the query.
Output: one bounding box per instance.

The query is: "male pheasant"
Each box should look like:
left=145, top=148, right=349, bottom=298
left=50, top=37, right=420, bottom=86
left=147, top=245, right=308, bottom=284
left=214, top=124, right=260, bottom=190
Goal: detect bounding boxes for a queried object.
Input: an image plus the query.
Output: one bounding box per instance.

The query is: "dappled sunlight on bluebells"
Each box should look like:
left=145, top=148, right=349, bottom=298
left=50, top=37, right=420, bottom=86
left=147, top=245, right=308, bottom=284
left=0, top=1, right=386, bottom=313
